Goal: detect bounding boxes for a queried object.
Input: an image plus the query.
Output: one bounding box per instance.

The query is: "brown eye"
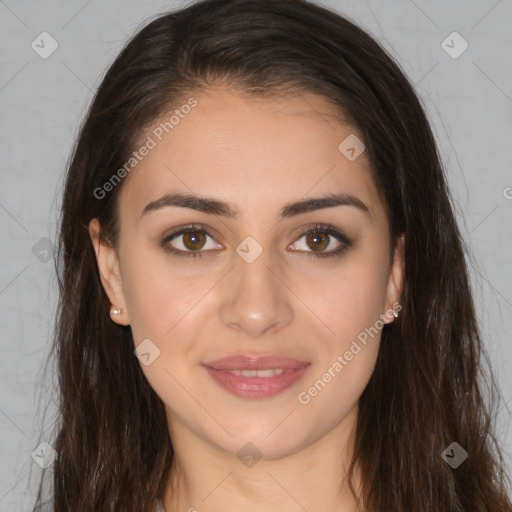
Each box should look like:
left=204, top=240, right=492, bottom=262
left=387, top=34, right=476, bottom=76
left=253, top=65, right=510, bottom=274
left=182, top=231, right=207, bottom=250
left=288, top=224, right=353, bottom=259
left=161, top=225, right=222, bottom=257
left=305, top=232, right=330, bottom=252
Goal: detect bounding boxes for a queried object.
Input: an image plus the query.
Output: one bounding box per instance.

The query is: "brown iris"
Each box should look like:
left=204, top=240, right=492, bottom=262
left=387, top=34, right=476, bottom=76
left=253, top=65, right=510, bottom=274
left=182, top=231, right=207, bottom=250
left=306, top=231, right=329, bottom=252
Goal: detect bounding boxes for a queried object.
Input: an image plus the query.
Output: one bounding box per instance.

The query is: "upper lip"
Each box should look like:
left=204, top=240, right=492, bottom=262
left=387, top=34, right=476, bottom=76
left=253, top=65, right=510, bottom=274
left=203, top=354, right=310, bottom=371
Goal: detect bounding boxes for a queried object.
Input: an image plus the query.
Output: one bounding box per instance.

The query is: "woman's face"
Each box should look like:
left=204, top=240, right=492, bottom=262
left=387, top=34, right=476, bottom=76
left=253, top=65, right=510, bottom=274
left=90, top=86, right=403, bottom=460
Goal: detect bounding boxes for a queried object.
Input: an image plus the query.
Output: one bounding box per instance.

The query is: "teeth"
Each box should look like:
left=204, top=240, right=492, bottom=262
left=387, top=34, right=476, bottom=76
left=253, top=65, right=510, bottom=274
left=229, top=368, right=287, bottom=377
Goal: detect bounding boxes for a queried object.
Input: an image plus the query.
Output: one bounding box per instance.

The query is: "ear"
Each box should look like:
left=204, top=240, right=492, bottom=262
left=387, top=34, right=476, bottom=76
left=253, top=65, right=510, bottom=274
left=88, top=218, right=130, bottom=326
left=383, top=233, right=405, bottom=324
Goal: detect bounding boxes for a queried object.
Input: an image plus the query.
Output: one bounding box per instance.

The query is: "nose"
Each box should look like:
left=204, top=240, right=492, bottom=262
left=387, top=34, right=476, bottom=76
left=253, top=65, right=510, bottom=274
left=219, top=248, right=294, bottom=338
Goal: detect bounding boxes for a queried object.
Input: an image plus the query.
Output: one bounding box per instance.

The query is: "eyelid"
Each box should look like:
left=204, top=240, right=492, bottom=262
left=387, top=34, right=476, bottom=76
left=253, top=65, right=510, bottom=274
left=163, top=223, right=216, bottom=241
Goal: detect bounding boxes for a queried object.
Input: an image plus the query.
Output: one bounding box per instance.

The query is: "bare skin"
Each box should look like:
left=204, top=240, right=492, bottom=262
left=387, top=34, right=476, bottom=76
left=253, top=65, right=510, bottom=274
left=89, top=86, right=404, bottom=512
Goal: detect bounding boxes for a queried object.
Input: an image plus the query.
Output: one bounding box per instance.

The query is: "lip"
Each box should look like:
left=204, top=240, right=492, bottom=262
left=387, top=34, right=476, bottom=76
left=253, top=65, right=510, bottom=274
left=202, top=354, right=311, bottom=399
left=203, top=354, right=309, bottom=370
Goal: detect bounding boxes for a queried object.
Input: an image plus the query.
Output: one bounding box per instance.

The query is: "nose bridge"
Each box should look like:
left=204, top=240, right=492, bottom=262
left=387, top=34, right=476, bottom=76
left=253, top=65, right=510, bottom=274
left=219, top=242, right=293, bottom=336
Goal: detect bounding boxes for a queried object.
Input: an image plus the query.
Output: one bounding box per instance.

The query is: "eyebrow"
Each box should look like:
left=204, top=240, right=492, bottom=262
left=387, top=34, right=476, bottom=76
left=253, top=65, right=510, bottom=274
left=141, top=192, right=371, bottom=221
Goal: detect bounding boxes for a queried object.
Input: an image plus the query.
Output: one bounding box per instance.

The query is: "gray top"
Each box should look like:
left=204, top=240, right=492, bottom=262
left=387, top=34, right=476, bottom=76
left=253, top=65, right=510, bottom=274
left=155, top=500, right=165, bottom=512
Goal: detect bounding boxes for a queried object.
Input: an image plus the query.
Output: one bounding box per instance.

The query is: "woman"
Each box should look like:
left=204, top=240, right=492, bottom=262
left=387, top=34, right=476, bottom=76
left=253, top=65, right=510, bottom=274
left=33, top=0, right=511, bottom=510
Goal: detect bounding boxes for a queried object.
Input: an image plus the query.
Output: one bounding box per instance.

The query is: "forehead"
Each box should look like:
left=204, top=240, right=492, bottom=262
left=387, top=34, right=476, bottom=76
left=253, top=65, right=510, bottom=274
left=119, top=86, right=386, bottom=225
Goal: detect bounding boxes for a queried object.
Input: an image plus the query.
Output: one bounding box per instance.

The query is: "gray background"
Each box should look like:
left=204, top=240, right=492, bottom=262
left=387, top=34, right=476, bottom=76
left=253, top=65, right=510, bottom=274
left=0, top=0, right=511, bottom=509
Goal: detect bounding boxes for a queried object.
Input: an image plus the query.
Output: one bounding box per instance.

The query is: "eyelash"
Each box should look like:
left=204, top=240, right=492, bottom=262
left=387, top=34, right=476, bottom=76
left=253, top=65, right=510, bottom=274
left=160, top=223, right=353, bottom=259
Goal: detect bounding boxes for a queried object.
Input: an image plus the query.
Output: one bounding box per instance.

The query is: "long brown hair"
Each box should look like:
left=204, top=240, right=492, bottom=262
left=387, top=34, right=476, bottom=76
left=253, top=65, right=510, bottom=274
left=32, top=0, right=511, bottom=510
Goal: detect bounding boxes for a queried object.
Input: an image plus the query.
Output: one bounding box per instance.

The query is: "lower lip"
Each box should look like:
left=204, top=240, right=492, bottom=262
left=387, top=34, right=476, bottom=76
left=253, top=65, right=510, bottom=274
left=203, top=364, right=311, bottom=399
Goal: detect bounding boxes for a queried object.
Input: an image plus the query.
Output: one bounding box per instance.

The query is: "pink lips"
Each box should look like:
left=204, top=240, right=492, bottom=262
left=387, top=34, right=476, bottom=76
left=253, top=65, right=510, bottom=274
left=202, top=354, right=310, bottom=399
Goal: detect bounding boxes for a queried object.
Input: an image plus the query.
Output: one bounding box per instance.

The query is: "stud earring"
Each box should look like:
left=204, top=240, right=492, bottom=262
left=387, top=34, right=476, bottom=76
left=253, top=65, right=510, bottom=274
left=392, top=304, right=401, bottom=318
left=111, top=306, right=122, bottom=316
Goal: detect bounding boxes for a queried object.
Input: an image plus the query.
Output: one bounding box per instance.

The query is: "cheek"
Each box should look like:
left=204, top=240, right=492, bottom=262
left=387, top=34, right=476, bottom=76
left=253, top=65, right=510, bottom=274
left=121, top=250, right=211, bottom=402
left=303, top=259, right=389, bottom=343
left=296, top=267, right=385, bottom=418
left=120, top=247, right=208, bottom=343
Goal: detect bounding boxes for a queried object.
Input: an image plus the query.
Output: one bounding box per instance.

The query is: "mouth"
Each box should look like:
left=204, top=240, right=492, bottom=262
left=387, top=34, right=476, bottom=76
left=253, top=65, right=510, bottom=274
left=202, top=354, right=311, bottom=399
